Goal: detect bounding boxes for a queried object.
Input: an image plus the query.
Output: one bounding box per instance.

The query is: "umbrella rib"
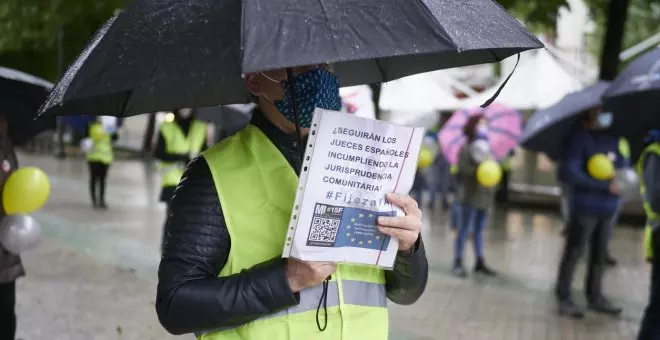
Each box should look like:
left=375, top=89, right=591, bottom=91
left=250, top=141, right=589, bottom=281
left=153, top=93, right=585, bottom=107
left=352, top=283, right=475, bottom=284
left=411, top=0, right=459, bottom=49
left=488, top=126, right=519, bottom=141
left=316, top=0, right=341, bottom=64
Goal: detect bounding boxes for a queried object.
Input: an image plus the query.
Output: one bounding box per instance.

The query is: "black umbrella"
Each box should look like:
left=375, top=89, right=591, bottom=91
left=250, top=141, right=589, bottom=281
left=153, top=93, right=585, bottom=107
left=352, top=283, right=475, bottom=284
left=0, top=67, right=56, bottom=145
left=194, top=105, right=253, bottom=141
left=520, top=81, right=610, bottom=160
left=38, top=0, right=542, bottom=118
left=604, top=47, right=660, bottom=136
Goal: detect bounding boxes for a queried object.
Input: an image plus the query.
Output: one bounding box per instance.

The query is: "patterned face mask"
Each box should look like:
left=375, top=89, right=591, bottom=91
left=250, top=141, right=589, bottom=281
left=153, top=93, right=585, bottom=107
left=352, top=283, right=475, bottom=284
left=262, top=68, right=342, bottom=128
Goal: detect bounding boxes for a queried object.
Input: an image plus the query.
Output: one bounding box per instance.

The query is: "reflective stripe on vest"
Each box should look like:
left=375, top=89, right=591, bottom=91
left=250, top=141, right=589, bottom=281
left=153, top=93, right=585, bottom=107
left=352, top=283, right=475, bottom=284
left=87, top=122, right=113, bottom=164
left=637, top=143, right=660, bottom=260
left=200, top=125, right=388, bottom=340
left=194, top=280, right=386, bottom=337
left=159, top=120, right=207, bottom=187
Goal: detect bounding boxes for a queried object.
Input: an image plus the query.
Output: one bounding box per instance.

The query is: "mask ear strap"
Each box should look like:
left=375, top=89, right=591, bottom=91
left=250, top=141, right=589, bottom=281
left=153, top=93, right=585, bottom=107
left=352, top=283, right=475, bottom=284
left=260, top=72, right=280, bottom=84
left=286, top=68, right=305, bottom=166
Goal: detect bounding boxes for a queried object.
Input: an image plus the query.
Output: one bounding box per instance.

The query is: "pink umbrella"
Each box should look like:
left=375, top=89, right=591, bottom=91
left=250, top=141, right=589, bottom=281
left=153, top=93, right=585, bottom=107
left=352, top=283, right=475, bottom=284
left=437, top=103, right=522, bottom=165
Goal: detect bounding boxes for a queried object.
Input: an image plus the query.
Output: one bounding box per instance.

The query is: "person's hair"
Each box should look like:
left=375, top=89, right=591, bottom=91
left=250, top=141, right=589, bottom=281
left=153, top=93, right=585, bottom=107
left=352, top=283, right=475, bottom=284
left=463, top=115, right=482, bottom=140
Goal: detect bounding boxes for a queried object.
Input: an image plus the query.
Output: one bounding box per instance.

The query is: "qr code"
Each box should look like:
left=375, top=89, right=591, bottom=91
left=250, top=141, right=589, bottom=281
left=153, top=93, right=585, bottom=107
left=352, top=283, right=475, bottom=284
left=306, top=217, right=341, bottom=247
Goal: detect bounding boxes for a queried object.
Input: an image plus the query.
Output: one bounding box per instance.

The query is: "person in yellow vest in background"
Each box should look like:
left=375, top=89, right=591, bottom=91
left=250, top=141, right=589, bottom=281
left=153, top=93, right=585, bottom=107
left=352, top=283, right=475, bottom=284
left=84, top=117, right=116, bottom=209
left=637, top=130, right=660, bottom=340
left=155, top=65, right=428, bottom=339
left=154, top=108, right=208, bottom=251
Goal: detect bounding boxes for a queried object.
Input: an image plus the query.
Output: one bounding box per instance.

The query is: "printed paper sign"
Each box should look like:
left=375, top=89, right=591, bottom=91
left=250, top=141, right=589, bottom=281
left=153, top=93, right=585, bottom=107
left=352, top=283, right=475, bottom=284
left=282, top=109, right=424, bottom=269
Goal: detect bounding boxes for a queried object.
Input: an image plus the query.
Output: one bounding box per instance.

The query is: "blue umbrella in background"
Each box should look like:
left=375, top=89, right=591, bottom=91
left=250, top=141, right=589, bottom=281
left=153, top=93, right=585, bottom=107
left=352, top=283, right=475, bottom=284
left=604, top=47, right=660, bottom=137
left=63, top=116, right=95, bottom=133
left=520, top=81, right=610, bottom=160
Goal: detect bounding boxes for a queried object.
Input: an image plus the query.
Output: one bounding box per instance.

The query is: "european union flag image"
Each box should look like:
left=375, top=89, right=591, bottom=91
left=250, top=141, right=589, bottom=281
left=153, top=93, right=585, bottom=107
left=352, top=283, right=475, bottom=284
left=334, top=207, right=394, bottom=251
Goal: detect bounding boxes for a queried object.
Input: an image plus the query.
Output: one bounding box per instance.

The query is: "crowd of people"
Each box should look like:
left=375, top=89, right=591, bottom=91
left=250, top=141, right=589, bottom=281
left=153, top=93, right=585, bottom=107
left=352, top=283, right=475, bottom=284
left=0, top=68, right=657, bottom=340
left=410, top=104, right=660, bottom=338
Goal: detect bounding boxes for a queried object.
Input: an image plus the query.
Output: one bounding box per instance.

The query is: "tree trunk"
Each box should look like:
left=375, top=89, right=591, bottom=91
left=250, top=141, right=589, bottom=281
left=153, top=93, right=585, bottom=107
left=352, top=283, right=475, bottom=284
left=369, top=84, right=382, bottom=120
left=142, top=112, right=157, bottom=157
left=598, top=0, right=630, bottom=81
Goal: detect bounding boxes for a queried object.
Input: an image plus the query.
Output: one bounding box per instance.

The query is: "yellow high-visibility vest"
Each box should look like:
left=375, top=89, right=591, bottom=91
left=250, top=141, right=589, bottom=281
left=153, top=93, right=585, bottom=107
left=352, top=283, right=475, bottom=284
left=197, top=125, right=388, bottom=340
left=87, top=122, right=113, bottom=164
left=637, top=143, right=660, bottom=260
left=159, top=120, right=207, bottom=187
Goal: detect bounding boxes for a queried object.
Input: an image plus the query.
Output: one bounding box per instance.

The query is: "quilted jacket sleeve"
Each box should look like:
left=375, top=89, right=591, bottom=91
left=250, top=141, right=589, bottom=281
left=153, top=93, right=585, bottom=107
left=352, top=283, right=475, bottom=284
left=156, top=157, right=299, bottom=335
left=386, top=238, right=428, bottom=305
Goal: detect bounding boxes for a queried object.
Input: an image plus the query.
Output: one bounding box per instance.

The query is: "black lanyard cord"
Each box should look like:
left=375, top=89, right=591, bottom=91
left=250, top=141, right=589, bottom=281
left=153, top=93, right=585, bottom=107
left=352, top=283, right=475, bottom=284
left=316, top=277, right=330, bottom=331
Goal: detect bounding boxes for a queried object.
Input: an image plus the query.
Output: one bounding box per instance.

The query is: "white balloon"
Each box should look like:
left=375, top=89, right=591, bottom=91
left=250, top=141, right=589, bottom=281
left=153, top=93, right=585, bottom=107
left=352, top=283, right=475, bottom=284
left=80, top=138, right=93, bottom=153
left=470, top=140, right=491, bottom=163
left=615, top=168, right=640, bottom=201
left=0, top=215, right=41, bottom=255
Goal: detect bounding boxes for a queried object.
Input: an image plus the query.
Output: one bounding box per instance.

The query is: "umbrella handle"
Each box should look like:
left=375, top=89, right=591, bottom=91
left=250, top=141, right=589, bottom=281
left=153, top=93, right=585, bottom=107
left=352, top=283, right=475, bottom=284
left=286, top=68, right=305, bottom=166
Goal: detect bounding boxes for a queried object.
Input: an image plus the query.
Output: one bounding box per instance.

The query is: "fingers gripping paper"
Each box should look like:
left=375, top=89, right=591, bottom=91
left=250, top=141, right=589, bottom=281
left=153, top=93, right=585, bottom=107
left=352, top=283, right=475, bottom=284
left=282, top=109, right=424, bottom=269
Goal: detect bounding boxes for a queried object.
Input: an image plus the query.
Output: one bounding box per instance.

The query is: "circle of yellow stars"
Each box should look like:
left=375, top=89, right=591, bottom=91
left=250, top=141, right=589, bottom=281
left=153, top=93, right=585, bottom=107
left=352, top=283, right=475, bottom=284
left=346, top=213, right=379, bottom=245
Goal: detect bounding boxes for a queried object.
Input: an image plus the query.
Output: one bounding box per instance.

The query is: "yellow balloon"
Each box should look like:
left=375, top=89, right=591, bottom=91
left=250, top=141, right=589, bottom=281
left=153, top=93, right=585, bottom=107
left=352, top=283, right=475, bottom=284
left=417, top=148, right=433, bottom=169
left=587, top=153, right=614, bottom=180
left=476, top=160, right=502, bottom=188
left=2, top=167, right=51, bottom=215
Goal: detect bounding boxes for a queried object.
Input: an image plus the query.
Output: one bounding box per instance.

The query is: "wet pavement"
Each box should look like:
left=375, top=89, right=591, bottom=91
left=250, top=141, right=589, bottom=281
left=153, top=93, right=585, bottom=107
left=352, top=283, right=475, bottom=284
left=14, top=152, right=649, bottom=339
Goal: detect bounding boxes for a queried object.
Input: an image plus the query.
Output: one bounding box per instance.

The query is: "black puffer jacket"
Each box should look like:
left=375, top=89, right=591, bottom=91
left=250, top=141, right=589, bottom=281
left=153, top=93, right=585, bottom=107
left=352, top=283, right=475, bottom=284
left=156, top=110, right=429, bottom=335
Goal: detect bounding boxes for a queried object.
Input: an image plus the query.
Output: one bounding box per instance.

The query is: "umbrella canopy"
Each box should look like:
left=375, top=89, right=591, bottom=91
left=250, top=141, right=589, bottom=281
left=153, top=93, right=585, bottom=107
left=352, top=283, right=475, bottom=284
left=38, top=0, right=542, bottom=118
left=0, top=67, right=56, bottom=145
left=520, top=81, right=610, bottom=160
left=604, top=47, right=660, bottom=136
left=194, top=105, right=254, bottom=141
left=438, top=103, right=522, bottom=165
left=603, top=48, right=660, bottom=164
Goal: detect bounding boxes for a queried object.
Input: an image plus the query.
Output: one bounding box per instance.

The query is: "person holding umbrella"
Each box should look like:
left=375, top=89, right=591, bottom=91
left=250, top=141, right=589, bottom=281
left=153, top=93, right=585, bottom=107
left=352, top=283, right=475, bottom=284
left=32, top=0, right=545, bottom=337
left=451, top=115, right=497, bottom=278
left=521, top=82, right=621, bottom=266
left=155, top=65, right=429, bottom=338
left=637, top=130, right=660, bottom=340
left=154, top=108, right=207, bottom=251
left=554, top=108, right=624, bottom=318
left=438, top=104, right=521, bottom=277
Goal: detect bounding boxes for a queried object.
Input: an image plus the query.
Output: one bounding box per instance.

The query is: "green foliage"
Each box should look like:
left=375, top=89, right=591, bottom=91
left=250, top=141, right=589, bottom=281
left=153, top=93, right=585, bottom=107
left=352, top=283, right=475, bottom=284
left=497, top=0, right=570, bottom=31
left=586, top=0, right=660, bottom=59
left=0, top=0, right=127, bottom=80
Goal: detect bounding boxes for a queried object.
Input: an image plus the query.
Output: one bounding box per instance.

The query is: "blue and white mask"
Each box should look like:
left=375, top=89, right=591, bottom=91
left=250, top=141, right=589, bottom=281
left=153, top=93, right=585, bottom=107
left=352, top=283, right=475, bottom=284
left=262, top=68, right=342, bottom=128
left=597, top=112, right=613, bottom=129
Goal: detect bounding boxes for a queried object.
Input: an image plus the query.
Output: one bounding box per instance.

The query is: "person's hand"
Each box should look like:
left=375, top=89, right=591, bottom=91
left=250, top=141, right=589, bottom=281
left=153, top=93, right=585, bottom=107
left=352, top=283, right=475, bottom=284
left=609, top=181, right=620, bottom=195
left=285, top=259, right=337, bottom=293
left=377, top=193, right=423, bottom=252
